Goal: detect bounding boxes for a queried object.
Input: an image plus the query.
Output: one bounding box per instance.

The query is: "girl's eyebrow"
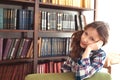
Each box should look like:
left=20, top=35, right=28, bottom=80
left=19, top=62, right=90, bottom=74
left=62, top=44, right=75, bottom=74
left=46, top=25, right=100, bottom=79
left=90, top=36, right=100, bottom=42
left=95, top=39, right=101, bottom=42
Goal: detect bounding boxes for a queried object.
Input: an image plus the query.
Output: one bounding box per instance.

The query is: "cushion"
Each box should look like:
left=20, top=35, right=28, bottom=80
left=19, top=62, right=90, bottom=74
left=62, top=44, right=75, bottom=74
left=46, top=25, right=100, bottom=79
left=25, top=72, right=111, bottom=80
left=85, top=72, right=112, bottom=80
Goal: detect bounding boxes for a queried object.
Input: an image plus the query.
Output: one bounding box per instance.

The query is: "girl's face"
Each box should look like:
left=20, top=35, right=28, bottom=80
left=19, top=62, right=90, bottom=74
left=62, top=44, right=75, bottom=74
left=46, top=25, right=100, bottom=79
left=80, top=27, right=101, bottom=48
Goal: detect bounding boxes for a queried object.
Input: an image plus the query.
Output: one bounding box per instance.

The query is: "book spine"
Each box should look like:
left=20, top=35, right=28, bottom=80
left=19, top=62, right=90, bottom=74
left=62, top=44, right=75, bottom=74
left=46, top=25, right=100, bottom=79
left=0, top=8, right=3, bottom=29
left=10, top=38, right=20, bottom=59
left=0, top=37, right=3, bottom=60
left=56, top=12, right=63, bottom=31
left=3, top=8, right=8, bottom=29
left=41, top=11, right=47, bottom=30
left=3, top=38, right=12, bottom=60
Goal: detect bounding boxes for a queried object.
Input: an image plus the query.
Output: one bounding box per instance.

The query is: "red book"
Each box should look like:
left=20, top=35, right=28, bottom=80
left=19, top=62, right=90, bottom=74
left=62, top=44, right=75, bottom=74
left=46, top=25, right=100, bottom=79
left=0, top=37, right=3, bottom=60
left=3, top=38, right=12, bottom=60
left=54, top=62, right=57, bottom=73
left=49, top=61, right=54, bottom=73
left=57, top=62, right=62, bottom=73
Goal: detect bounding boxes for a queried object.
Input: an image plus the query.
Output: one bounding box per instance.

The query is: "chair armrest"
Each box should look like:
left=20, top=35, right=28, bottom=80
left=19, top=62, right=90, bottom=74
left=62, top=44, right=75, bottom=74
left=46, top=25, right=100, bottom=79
left=110, top=64, right=120, bottom=80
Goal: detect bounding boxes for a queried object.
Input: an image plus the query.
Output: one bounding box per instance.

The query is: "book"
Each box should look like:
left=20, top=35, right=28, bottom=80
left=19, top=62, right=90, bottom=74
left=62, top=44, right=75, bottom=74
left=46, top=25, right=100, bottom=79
left=0, top=8, right=3, bottom=29
left=26, top=40, right=33, bottom=58
left=28, top=10, right=34, bottom=30
left=10, top=38, right=20, bottom=59
left=7, top=38, right=16, bottom=59
left=62, top=13, right=71, bottom=31
left=58, top=0, right=66, bottom=5
left=75, top=14, right=82, bottom=30
left=56, top=12, right=63, bottom=31
left=0, top=37, right=3, bottom=60
left=41, top=11, right=47, bottom=30
left=3, top=8, right=8, bottom=29
left=3, top=38, right=13, bottom=60
left=80, top=14, right=87, bottom=29
left=46, top=12, right=57, bottom=30
left=21, top=38, right=31, bottom=58
left=16, top=38, right=26, bottom=58
left=38, top=38, right=42, bottom=57
left=70, top=14, right=75, bottom=31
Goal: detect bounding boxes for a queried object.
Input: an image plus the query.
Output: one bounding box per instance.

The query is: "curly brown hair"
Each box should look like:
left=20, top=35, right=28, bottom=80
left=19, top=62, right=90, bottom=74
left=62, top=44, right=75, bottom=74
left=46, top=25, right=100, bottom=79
left=69, top=21, right=109, bottom=60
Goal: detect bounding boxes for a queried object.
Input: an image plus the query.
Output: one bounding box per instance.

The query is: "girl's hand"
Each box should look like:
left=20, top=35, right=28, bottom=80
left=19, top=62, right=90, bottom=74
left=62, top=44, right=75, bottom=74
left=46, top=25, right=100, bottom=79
left=87, top=40, right=103, bottom=51
left=82, top=40, right=103, bottom=59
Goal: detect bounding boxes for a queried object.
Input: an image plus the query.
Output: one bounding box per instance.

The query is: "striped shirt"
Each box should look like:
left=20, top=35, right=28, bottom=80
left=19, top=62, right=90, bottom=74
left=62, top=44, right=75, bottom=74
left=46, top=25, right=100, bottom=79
left=61, top=49, right=106, bottom=80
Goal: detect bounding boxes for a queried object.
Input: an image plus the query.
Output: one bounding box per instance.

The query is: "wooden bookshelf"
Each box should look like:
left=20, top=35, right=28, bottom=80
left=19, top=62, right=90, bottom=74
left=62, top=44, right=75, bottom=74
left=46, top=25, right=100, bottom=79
left=0, top=0, right=97, bottom=80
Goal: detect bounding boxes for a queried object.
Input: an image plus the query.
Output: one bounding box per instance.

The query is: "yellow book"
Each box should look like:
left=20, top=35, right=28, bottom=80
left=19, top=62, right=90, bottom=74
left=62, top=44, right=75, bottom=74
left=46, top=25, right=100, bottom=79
left=52, top=0, right=58, bottom=5
left=69, top=0, right=73, bottom=6
left=52, top=0, right=56, bottom=4
left=65, top=0, right=73, bottom=6
left=42, top=0, right=46, bottom=3
left=58, top=0, right=66, bottom=5
left=83, top=0, right=91, bottom=8
left=26, top=40, right=33, bottom=58
left=38, top=38, right=42, bottom=57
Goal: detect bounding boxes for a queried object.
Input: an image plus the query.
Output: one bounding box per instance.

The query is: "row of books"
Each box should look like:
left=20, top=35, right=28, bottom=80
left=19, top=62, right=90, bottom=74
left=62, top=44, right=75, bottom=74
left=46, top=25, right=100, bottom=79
left=0, top=62, right=33, bottom=80
left=0, top=8, right=34, bottom=30
left=1, top=38, right=33, bottom=60
left=37, top=61, right=63, bottom=73
left=40, top=10, right=86, bottom=31
left=0, top=8, right=86, bottom=30
left=0, top=37, right=71, bottom=60
left=39, top=0, right=92, bottom=8
left=40, top=37, right=71, bottom=57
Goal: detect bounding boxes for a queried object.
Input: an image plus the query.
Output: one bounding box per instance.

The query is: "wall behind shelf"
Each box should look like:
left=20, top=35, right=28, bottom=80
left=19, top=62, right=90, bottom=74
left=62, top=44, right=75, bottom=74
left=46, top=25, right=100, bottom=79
left=97, top=1, right=120, bottom=80
left=97, top=0, right=120, bottom=53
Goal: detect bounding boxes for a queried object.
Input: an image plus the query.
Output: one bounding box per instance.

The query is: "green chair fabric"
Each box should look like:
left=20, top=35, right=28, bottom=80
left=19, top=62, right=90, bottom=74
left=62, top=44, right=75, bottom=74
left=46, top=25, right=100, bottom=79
left=25, top=72, right=112, bottom=80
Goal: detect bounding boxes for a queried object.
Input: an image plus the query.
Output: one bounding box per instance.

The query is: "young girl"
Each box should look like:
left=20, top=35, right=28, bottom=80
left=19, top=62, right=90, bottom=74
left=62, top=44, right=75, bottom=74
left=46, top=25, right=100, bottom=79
left=61, top=21, right=109, bottom=80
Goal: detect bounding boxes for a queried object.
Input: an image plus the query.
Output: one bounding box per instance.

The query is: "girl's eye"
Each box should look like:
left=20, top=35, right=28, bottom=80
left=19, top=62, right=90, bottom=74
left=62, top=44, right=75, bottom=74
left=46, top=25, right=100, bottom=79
left=89, top=37, right=95, bottom=41
left=84, top=32, right=88, bottom=36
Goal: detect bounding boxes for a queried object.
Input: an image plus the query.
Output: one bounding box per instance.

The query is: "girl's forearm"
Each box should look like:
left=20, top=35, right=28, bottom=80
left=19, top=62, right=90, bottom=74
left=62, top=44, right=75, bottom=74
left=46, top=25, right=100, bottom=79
left=82, top=47, right=91, bottom=59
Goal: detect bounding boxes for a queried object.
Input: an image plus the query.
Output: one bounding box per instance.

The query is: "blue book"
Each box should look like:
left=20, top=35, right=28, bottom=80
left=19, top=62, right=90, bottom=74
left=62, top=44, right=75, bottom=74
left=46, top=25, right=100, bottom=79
left=0, top=8, right=3, bottom=29
left=28, top=10, right=33, bottom=30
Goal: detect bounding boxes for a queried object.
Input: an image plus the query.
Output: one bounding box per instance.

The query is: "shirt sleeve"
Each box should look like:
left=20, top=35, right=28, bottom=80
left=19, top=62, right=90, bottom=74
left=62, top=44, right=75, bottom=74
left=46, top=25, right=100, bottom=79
left=61, top=56, right=73, bottom=72
left=61, top=50, right=106, bottom=80
left=76, top=50, right=106, bottom=80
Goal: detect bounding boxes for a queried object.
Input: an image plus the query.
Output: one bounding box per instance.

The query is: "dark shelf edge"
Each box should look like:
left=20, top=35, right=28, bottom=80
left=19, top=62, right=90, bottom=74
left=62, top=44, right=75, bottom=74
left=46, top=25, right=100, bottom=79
left=38, top=56, right=68, bottom=61
left=39, top=2, right=95, bottom=11
left=0, top=58, right=33, bottom=65
left=0, top=30, right=34, bottom=38
left=0, top=0, right=35, bottom=6
left=0, top=30, right=34, bottom=32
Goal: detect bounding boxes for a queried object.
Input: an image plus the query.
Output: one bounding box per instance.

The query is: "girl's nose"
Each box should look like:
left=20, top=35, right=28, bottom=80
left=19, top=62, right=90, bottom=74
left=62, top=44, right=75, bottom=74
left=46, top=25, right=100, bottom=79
left=83, top=37, right=88, bottom=43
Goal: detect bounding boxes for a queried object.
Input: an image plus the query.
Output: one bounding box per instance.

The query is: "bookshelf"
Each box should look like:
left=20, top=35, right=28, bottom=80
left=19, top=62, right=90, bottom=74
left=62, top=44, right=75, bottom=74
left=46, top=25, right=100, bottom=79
left=0, top=0, right=97, bottom=80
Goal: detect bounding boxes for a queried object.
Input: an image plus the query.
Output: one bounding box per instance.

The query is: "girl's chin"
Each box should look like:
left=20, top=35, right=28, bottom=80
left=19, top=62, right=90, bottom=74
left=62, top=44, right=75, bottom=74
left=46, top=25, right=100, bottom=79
left=80, top=44, right=86, bottom=48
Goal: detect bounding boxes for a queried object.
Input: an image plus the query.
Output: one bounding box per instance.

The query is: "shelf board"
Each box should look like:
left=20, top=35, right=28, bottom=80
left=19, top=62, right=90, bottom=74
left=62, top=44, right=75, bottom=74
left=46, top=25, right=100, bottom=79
left=0, top=30, right=34, bottom=38
left=0, top=30, right=34, bottom=32
left=0, top=58, right=33, bottom=65
left=39, top=2, right=95, bottom=11
left=38, top=31, right=74, bottom=37
left=38, top=56, right=68, bottom=61
left=0, top=0, right=35, bottom=6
